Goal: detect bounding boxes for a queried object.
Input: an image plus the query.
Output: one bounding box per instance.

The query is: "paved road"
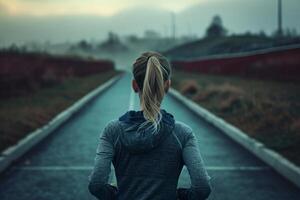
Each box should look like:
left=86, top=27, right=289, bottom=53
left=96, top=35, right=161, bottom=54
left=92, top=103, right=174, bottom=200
left=0, top=73, right=299, bottom=200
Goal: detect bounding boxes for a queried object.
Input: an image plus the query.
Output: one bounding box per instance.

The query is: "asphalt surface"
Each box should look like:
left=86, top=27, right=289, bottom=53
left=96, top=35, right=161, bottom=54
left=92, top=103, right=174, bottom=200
left=0, top=73, right=299, bottom=200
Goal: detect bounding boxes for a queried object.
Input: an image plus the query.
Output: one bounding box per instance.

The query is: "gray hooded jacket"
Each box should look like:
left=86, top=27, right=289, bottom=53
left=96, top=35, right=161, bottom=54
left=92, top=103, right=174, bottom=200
left=88, top=109, right=211, bottom=200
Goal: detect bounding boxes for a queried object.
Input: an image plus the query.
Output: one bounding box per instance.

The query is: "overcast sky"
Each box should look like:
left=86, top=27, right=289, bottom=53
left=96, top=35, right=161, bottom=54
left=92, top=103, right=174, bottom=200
left=0, top=0, right=299, bottom=46
left=0, top=0, right=203, bottom=16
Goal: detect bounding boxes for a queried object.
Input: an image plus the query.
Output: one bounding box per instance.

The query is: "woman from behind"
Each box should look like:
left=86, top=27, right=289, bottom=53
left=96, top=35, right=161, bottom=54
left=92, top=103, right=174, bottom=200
left=88, top=51, right=212, bottom=200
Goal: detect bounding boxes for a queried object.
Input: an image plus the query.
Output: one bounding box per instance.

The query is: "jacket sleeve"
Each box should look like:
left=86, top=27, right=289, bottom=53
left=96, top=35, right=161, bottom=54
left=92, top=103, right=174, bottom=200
left=177, top=130, right=212, bottom=200
left=88, top=122, right=118, bottom=200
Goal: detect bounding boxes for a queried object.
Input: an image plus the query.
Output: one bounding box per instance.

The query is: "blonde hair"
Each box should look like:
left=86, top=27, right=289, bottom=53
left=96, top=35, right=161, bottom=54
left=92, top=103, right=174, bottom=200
left=133, top=51, right=171, bottom=132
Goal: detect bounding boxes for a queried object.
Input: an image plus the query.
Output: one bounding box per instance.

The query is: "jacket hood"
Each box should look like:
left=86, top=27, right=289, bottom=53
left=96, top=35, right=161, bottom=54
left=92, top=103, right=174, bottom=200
left=118, top=109, right=175, bottom=154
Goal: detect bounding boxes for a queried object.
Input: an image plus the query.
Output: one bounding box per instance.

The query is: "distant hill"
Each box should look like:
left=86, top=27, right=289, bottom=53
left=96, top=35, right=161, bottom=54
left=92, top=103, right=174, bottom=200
left=164, top=35, right=300, bottom=61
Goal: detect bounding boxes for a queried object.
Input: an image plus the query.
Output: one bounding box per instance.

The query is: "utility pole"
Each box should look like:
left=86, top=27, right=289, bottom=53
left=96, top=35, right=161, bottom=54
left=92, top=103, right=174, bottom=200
left=171, top=12, right=176, bottom=40
left=277, top=0, right=283, bottom=36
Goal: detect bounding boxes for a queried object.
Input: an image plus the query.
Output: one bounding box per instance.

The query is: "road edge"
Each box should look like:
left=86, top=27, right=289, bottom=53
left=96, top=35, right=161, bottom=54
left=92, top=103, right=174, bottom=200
left=0, top=73, right=123, bottom=174
left=169, top=88, right=300, bottom=188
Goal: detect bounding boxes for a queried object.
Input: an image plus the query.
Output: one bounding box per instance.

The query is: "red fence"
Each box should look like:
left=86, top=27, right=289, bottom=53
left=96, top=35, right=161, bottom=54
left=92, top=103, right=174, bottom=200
left=0, top=52, right=114, bottom=97
left=172, top=46, right=300, bottom=82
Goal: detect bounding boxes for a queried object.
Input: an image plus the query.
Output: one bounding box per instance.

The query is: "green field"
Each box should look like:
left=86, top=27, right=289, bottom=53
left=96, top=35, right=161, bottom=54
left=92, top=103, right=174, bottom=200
left=172, top=70, right=300, bottom=165
left=0, top=70, right=119, bottom=152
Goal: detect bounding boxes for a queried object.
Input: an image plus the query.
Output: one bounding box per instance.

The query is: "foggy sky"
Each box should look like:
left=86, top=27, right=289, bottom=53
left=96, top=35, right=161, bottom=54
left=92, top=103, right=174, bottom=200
left=0, top=0, right=300, bottom=46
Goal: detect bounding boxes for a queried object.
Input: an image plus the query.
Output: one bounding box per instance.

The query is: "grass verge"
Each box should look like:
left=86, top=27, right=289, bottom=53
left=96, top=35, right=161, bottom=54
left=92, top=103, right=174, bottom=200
left=172, top=70, right=300, bottom=166
left=0, top=70, right=120, bottom=152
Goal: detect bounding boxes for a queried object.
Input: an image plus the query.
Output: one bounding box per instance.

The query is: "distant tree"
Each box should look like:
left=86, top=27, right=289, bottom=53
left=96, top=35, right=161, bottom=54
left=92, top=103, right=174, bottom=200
left=272, top=28, right=298, bottom=39
left=258, top=30, right=267, bottom=38
left=7, top=43, right=20, bottom=53
left=244, top=31, right=253, bottom=37
left=106, top=32, right=120, bottom=45
left=271, top=30, right=280, bottom=38
left=283, top=28, right=298, bottom=38
left=99, top=31, right=128, bottom=52
left=290, top=29, right=298, bottom=37
left=78, top=40, right=92, bottom=51
left=284, top=28, right=292, bottom=38
left=205, top=15, right=227, bottom=38
left=144, top=30, right=161, bottom=39
left=126, top=35, right=139, bottom=43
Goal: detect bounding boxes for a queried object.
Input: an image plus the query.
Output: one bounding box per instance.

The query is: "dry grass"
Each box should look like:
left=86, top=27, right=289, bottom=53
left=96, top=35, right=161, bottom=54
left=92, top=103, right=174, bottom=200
left=291, top=118, right=300, bottom=133
left=172, top=70, right=300, bottom=165
left=192, top=83, right=251, bottom=112
left=179, top=80, right=199, bottom=97
left=0, top=70, right=119, bottom=152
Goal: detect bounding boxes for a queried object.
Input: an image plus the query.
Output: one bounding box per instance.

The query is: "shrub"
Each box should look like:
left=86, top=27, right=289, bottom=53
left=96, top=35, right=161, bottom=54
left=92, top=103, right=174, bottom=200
left=180, top=80, right=199, bottom=96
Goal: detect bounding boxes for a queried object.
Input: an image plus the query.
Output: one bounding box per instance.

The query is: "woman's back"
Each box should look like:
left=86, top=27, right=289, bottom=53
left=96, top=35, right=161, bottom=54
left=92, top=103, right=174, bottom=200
left=88, top=51, right=211, bottom=200
left=89, top=109, right=211, bottom=200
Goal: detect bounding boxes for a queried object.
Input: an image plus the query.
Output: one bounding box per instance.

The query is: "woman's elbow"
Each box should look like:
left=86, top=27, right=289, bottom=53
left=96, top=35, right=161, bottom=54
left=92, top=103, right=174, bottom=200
left=199, top=182, right=212, bottom=199
left=88, top=182, right=99, bottom=196
left=88, top=181, right=107, bottom=198
left=193, top=182, right=212, bottom=199
left=88, top=182, right=118, bottom=199
left=202, top=184, right=212, bottom=199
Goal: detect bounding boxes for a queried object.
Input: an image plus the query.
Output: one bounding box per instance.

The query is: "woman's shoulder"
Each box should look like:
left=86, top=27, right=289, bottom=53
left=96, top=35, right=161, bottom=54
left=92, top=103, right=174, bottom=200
left=173, top=120, right=195, bottom=147
left=105, top=119, right=122, bottom=130
left=174, top=120, right=193, bottom=135
left=99, top=119, right=122, bottom=143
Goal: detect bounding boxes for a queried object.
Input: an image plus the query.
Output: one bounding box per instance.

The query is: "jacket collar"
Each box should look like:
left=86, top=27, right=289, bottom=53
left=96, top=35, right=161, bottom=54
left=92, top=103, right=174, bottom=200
left=119, top=109, right=175, bottom=126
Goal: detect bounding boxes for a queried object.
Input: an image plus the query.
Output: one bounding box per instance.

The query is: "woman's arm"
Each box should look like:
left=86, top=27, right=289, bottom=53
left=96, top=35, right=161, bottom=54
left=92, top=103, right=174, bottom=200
left=177, top=131, right=212, bottom=200
left=88, top=124, right=118, bottom=200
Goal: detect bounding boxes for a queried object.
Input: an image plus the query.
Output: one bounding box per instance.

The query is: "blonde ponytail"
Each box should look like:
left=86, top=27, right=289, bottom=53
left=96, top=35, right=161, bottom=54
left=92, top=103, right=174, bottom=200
left=133, top=51, right=171, bottom=133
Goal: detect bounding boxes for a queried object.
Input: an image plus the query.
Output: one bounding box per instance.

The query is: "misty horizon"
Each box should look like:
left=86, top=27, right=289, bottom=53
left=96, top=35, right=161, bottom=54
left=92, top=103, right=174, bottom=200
left=0, top=0, right=300, bottom=46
